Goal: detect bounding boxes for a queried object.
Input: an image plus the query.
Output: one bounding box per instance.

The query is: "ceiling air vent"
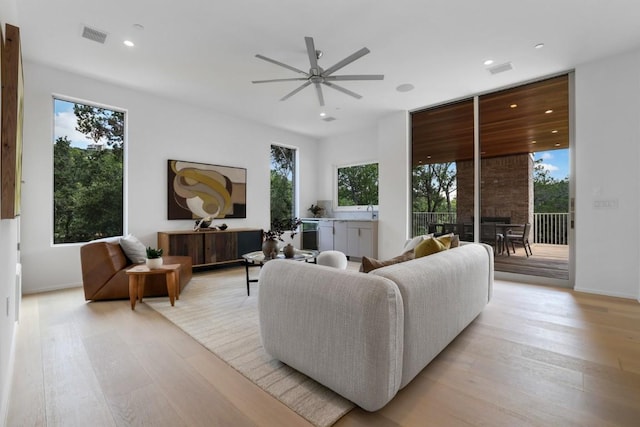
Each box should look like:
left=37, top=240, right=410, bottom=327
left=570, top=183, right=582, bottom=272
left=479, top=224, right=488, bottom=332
left=81, top=26, right=108, bottom=44
left=488, top=62, right=513, bottom=75
left=322, top=116, right=337, bottom=122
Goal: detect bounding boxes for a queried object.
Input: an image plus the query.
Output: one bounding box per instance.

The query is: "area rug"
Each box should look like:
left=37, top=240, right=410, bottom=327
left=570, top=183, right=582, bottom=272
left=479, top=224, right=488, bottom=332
left=145, top=268, right=354, bottom=427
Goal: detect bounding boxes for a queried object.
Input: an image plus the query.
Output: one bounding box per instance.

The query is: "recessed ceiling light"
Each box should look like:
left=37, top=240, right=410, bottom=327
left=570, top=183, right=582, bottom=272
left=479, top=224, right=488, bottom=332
left=552, top=130, right=558, bottom=134
left=510, top=104, right=518, bottom=108
left=396, top=83, right=415, bottom=92
left=483, top=59, right=494, bottom=66
left=123, top=40, right=135, bottom=47
left=133, top=23, right=145, bottom=31
left=426, top=155, right=431, bottom=159
left=535, top=43, right=545, bottom=49
left=555, top=143, right=561, bottom=147
left=319, top=112, right=326, bottom=117
left=531, top=140, right=537, bottom=144
left=545, top=109, right=553, bottom=114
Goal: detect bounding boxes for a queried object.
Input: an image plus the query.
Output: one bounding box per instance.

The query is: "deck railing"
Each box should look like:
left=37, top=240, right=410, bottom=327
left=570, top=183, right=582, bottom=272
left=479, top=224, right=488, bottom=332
left=412, top=212, right=569, bottom=245
left=533, top=213, right=569, bottom=245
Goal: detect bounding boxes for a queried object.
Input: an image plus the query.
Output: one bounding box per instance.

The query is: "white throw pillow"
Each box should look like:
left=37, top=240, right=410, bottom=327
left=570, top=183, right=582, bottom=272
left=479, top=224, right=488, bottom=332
left=402, top=233, right=433, bottom=252
left=119, top=234, right=147, bottom=263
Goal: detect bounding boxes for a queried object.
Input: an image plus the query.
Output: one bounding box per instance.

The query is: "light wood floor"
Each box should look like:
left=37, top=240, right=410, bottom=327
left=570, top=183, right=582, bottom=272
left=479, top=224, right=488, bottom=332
left=495, top=243, right=569, bottom=280
left=7, top=266, right=640, bottom=426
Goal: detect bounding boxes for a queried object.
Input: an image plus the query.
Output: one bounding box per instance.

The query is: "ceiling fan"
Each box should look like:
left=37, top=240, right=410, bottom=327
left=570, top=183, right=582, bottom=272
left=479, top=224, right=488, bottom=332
left=252, top=36, right=384, bottom=107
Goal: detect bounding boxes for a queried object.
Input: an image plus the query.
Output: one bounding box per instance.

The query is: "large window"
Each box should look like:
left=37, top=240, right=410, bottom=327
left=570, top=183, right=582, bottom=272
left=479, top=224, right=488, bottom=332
left=53, top=98, right=125, bottom=244
left=335, top=162, right=379, bottom=210
left=270, top=144, right=297, bottom=229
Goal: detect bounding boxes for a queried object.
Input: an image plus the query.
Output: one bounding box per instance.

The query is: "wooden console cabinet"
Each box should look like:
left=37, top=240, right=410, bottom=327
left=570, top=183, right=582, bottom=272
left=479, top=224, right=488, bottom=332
left=158, top=228, right=263, bottom=267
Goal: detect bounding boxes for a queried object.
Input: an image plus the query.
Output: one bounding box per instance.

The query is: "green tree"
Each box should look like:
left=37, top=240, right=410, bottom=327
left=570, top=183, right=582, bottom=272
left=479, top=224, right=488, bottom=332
left=337, top=163, right=378, bottom=206
left=270, top=145, right=295, bottom=229
left=73, top=104, right=124, bottom=147
left=53, top=101, right=125, bottom=244
left=533, top=159, right=569, bottom=213
left=412, top=162, right=456, bottom=212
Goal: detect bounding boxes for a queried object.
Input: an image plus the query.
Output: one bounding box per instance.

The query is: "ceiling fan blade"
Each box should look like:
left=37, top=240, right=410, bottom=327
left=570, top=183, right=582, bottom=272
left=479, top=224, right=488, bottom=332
left=255, top=54, right=308, bottom=75
left=280, top=81, right=312, bottom=101
left=324, top=74, right=384, bottom=81
left=323, top=47, right=370, bottom=76
left=305, top=37, right=319, bottom=74
left=314, top=82, right=325, bottom=107
left=323, top=81, right=363, bottom=99
left=252, top=77, right=308, bottom=84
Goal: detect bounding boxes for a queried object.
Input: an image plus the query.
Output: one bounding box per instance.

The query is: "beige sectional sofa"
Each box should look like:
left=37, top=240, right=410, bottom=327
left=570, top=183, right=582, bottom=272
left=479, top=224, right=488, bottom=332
left=258, top=243, right=493, bottom=411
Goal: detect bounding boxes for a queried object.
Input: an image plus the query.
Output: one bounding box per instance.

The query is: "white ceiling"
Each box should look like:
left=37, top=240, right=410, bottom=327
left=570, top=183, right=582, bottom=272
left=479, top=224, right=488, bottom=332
left=16, top=0, right=640, bottom=139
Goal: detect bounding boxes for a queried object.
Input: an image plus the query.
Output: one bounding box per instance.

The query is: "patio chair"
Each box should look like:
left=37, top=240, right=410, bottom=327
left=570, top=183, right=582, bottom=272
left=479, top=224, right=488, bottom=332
left=506, top=223, right=532, bottom=257
left=480, top=223, right=504, bottom=255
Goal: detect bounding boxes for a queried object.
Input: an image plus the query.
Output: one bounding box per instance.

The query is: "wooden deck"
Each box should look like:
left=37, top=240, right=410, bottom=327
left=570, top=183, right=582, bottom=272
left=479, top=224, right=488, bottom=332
left=494, top=243, right=569, bottom=280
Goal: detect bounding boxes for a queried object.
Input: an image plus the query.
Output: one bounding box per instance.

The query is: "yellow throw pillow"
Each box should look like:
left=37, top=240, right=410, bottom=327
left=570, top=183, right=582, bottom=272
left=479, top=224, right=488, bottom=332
left=415, top=235, right=451, bottom=258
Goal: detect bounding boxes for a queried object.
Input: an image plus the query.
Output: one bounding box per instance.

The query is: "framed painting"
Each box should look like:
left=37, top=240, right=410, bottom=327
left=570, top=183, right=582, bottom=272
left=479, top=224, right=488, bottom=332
left=167, top=159, right=247, bottom=220
left=1, top=24, right=24, bottom=219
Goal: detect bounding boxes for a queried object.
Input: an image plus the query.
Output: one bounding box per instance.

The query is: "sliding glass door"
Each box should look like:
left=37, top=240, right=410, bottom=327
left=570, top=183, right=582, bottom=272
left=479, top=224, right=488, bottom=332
left=411, top=74, right=571, bottom=282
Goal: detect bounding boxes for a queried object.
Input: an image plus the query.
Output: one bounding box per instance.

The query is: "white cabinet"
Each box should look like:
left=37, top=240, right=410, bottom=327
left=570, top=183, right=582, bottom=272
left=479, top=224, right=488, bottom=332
left=318, top=220, right=334, bottom=252
left=346, top=221, right=378, bottom=259
left=317, top=219, right=378, bottom=259
left=333, top=221, right=348, bottom=254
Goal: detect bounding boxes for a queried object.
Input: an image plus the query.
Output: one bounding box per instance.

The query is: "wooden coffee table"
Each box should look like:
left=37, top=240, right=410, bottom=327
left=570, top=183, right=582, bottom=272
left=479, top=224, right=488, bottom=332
left=126, top=263, right=181, bottom=310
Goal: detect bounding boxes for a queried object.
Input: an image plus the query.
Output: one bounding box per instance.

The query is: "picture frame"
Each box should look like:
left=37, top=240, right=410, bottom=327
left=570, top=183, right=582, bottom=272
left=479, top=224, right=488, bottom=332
left=167, top=159, right=247, bottom=220
left=1, top=24, right=24, bottom=219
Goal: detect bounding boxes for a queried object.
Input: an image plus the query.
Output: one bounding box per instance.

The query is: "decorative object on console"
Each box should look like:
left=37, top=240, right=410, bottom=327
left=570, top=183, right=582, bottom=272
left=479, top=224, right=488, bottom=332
left=145, top=246, right=163, bottom=269
left=194, top=217, right=212, bottom=230
left=168, top=159, right=247, bottom=220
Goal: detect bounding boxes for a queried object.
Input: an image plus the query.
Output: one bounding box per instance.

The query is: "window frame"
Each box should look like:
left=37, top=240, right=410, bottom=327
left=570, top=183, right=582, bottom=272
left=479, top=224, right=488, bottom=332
left=333, top=160, right=379, bottom=212
left=51, top=94, right=128, bottom=246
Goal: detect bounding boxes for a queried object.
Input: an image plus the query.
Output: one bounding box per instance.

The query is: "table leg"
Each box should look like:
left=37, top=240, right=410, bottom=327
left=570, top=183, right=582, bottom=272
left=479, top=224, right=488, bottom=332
left=174, top=269, right=181, bottom=301
left=137, top=276, right=146, bottom=303
left=245, top=261, right=250, bottom=296
left=129, top=276, right=138, bottom=310
left=167, top=271, right=177, bottom=306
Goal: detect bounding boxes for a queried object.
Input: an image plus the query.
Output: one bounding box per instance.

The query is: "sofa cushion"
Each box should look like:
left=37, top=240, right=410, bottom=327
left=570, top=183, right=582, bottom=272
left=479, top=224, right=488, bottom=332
left=362, top=250, right=415, bottom=273
left=402, top=233, right=433, bottom=252
left=119, top=234, right=146, bottom=263
left=415, top=235, right=451, bottom=258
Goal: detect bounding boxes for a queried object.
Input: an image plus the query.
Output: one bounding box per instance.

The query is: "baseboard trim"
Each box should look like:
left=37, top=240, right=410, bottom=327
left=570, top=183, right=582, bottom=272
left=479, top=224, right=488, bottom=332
left=495, top=271, right=571, bottom=288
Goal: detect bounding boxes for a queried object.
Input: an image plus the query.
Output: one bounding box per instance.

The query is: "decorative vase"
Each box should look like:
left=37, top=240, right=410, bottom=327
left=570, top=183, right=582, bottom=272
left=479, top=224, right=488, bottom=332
left=146, top=257, right=163, bottom=269
left=262, top=239, right=279, bottom=259
left=283, top=243, right=295, bottom=258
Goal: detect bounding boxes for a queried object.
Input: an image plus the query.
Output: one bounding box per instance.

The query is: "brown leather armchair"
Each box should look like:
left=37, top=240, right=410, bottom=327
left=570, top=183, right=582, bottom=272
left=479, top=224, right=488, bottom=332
left=81, top=240, right=192, bottom=301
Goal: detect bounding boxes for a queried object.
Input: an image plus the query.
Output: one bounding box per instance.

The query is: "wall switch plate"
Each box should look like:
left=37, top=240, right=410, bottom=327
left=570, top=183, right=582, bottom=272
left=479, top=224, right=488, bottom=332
left=593, top=199, right=619, bottom=209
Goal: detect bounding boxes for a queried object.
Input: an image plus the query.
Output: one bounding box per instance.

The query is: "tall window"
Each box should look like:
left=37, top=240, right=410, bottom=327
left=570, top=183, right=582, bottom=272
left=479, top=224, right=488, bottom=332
left=270, top=144, right=297, bottom=229
left=53, top=98, right=125, bottom=244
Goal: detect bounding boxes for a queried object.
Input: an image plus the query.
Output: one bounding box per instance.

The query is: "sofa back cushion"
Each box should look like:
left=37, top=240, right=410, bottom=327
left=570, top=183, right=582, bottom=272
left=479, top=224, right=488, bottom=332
left=80, top=241, right=129, bottom=299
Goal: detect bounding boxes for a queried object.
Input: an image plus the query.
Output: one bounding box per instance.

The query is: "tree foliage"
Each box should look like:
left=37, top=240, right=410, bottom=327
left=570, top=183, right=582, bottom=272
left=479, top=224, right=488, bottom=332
left=412, top=162, right=456, bottom=212
left=337, top=163, right=378, bottom=206
left=73, top=104, right=124, bottom=147
left=533, top=158, right=569, bottom=213
left=53, top=103, right=124, bottom=244
left=270, top=145, right=295, bottom=229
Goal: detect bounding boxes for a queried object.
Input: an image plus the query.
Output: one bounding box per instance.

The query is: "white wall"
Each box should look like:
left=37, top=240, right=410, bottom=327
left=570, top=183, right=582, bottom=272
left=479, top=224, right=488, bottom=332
left=377, top=112, right=411, bottom=260
left=21, top=61, right=318, bottom=293
left=0, top=0, right=21, bottom=424
left=317, top=127, right=379, bottom=200
left=574, top=47, right=640, bottom=300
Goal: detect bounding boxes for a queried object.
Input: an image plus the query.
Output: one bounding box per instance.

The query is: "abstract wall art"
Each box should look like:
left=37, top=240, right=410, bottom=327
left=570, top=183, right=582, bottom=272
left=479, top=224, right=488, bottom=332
left=167, top=159, right=247, bottom=220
